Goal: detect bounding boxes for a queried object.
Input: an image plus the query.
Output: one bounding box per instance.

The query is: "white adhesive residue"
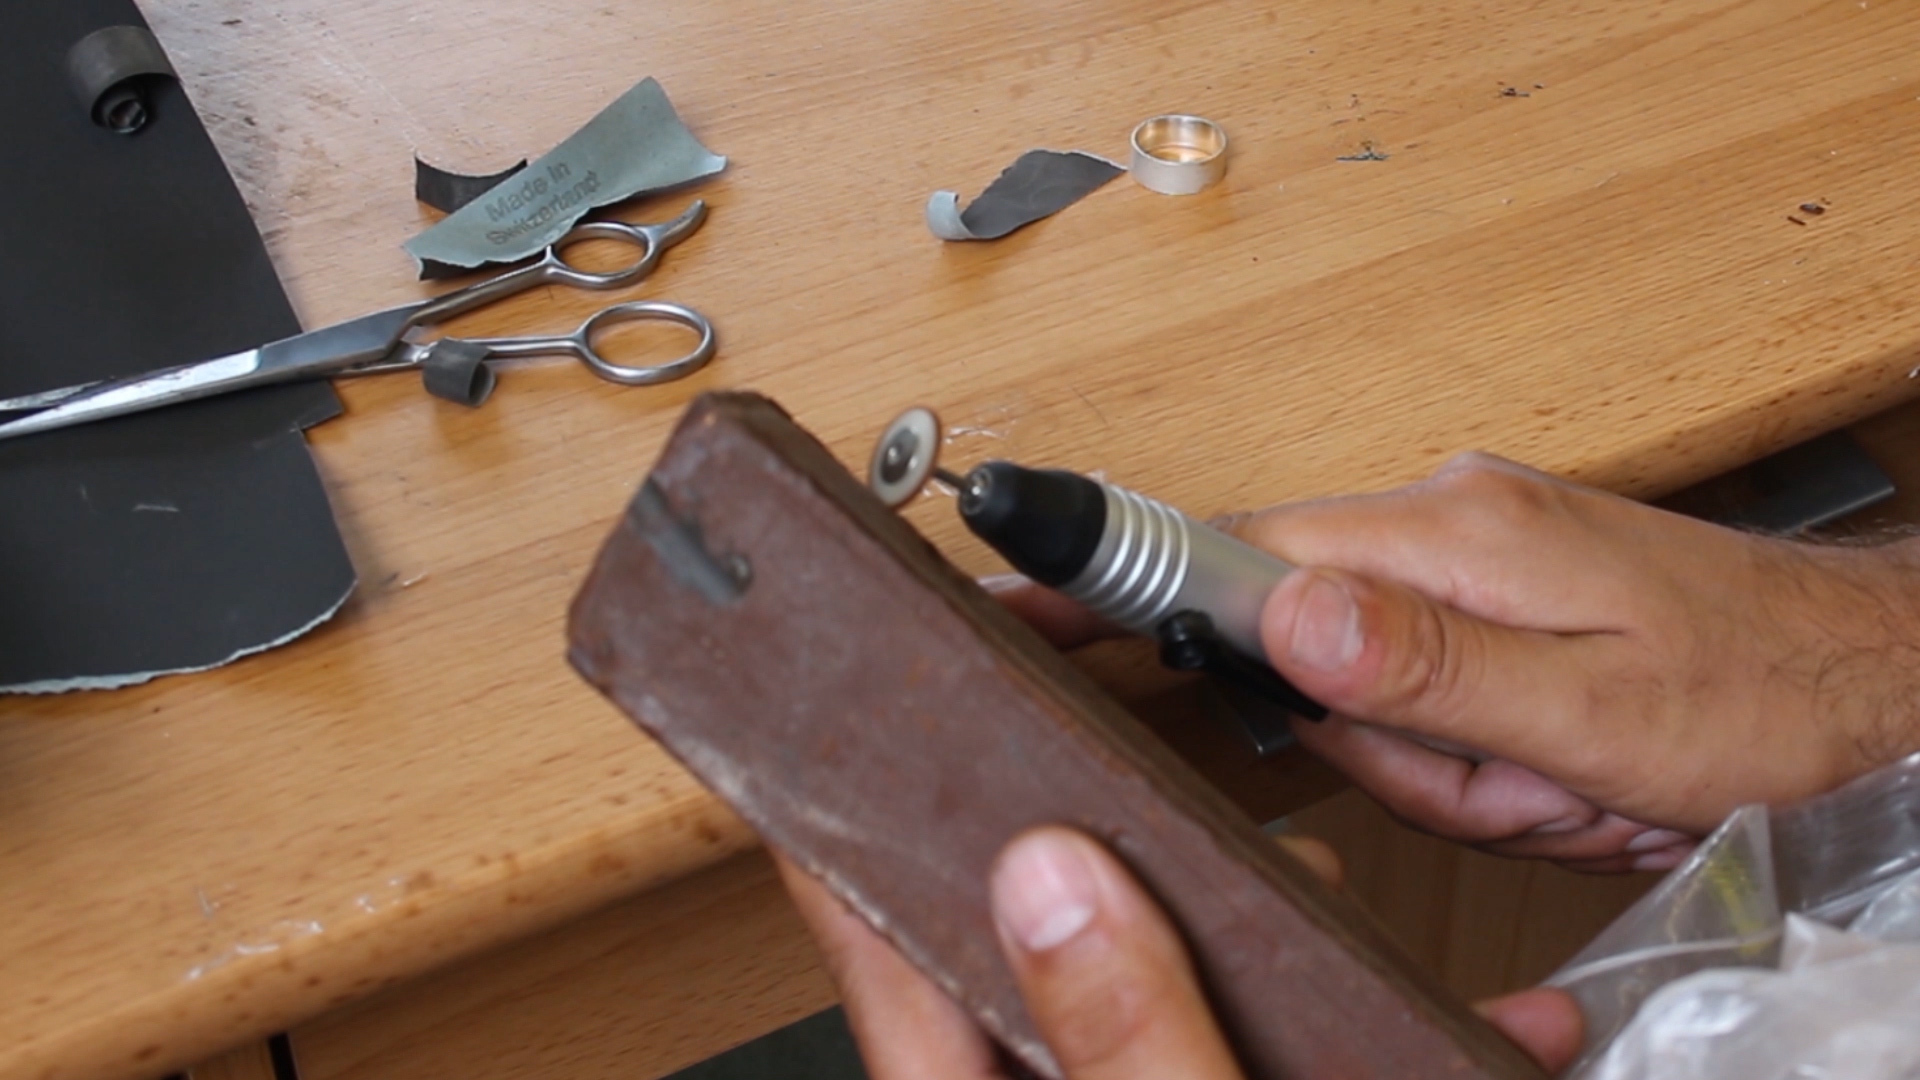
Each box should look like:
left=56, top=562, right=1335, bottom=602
left=182, top=918, right=325, bottom=982
left=132, top=501, right=180, bottom=513
left=944, top=401, right=1022, bottom=446
left=947, top=424, right=1009, bottom=440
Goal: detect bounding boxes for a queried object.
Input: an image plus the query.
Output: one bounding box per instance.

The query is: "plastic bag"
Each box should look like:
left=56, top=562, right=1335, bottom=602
left=1548, top=752, right=1920, bottom=1078
left=1851, top=868, right=1920, bottom=943
left=1580, top=912, right=1920, bottom=1079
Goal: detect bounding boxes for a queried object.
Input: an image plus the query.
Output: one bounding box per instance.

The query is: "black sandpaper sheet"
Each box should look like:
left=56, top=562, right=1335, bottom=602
left=0, top=0, right=354, bottom=692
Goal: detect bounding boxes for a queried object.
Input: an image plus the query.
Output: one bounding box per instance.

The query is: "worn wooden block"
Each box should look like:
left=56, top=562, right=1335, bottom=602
left=568, top=392, right=1543, bottom=1080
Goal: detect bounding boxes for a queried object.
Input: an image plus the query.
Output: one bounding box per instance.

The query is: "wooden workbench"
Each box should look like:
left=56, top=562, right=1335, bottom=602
left=6, top=1, right=1919, bottom=1079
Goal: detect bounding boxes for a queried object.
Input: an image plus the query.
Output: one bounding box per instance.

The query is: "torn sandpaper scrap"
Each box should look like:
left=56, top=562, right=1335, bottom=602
left=414, top=156, right=529, bottom=214
left=404, top=77, right=726, bottom=270
left=413, top=158, right=531, bottom=279
left=926, top=150, right=1124, bottom=241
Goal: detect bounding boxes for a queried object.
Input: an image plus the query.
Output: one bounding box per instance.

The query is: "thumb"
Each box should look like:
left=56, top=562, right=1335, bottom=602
left=1262, top=567, right=1599, bottom=760
left=990, top=828, right=1244, bottom=1080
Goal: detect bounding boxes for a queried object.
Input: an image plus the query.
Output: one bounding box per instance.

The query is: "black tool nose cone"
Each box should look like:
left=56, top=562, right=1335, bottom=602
left=958, top=461, right=1107, bottom=587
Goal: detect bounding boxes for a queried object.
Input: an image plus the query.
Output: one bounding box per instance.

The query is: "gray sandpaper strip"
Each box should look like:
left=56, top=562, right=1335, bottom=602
left=926, top=149, right=1124, bottom=241
left=405, top=77, right=725, bottom=269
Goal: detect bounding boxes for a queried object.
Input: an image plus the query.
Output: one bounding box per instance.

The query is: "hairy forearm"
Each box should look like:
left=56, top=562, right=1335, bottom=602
left=1813, top=537, right=1920, bottom=773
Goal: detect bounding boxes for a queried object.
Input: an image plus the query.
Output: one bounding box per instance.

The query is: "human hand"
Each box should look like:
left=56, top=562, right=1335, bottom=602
left=778, top=827, right=1582, bottom=1080
left=1241, top=452, right=1920, bottom=869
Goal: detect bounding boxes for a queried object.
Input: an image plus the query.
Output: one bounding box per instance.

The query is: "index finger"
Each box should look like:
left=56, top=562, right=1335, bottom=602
left=1230, top=457, right=1637, bottom=632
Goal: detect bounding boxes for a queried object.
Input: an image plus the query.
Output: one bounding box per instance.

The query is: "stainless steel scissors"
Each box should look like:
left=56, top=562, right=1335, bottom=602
left=0, top=201, right=717, bottom=442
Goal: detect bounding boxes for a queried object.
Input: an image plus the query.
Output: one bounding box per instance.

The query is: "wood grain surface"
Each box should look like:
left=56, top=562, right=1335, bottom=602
left=292, top=851, right=836, bottom=1080
left=290, top=793, right=1657, bottom=1080
left=5, top=1, right=1919, bottom=1079
left=185, top=1041, right=277, bottom=1080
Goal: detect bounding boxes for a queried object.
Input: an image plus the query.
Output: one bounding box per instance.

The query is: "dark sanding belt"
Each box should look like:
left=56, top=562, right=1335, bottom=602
left=65, top=24, right=176, bottom=133
left=417, top=339, right=498, bottom=407
left=0, top=0, right=354, bottom=692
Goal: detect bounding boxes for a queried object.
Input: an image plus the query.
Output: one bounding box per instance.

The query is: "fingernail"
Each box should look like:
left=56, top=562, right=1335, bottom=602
left=1632, top=849, right=1687, bottom=872
left=1625, top=828, right=1689, bottom=853
left=991, top=832, right=1099, bottom=953
left=1289, top=574, right=1363, bottom=672
left=1534, top=814, right=1592, bottom=835
left=978, top=573, right=1032, bottom=594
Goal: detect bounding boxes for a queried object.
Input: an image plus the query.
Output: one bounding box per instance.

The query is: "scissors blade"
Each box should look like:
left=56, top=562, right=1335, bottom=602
left=0, top=380, right=103, bottom=411
left=0, top=349, right=263, bottom=441
left=250, top=304, right=422, bottom=377
left=0, top=305, right=423, bottom=442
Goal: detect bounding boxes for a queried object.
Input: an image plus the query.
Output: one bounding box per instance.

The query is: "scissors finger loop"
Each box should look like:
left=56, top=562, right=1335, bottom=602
left=543, top=200, right=709, bottom=290
left=544, top=220, right=663, bottom=289
left=575, top=301, right=717, bottom=386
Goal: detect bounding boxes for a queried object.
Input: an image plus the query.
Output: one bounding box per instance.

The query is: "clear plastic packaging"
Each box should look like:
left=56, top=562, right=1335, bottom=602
left=1580, top=913, right=1920, bottom=1079
left=1547, top=752, right=1920, bottom=1078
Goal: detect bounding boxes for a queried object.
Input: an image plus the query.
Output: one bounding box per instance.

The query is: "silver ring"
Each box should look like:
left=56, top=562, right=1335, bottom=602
left=1129, top=115, right=1228, bottom=196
